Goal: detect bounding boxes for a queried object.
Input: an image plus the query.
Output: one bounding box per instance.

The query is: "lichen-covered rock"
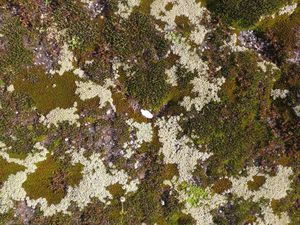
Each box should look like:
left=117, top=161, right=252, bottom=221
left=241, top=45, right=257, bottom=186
left=0, top=0, right=299, bottom=224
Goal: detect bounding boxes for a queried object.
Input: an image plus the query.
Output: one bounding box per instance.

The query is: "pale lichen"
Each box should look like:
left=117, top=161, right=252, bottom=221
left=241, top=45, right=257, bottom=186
left=0, top=142, right=49, bottom=214
left=181, top=76, right=225, bottom=111
left=271, top=89, right=289, bottom=100
left=26, top=149, right=139, bottom=216
left=156, top=116, right=211, bottom=181
left=40, top=102, right=80, bottom=128
left=75, top=79, right=116, bottom=111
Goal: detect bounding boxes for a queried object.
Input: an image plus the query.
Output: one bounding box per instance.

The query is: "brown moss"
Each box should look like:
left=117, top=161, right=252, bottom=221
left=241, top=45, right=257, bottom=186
left=212, top=178, right=232, bottom=194
left=161, top=164, right=179, bottom=180
left=247, top=175, right=266, bottom=191
left=107, top=183, right=125, bottom=198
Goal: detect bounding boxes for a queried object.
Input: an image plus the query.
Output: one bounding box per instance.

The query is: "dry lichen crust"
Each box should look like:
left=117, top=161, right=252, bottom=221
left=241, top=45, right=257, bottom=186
left=0, top=0, right=300, bottom=224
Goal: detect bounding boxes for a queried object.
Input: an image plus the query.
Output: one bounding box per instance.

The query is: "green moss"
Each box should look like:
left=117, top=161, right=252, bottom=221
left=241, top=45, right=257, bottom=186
left=175, top=15, right=194, bottom=36
left=182, top=51, right=277, bottom=177
left=54, top=0, right=102, bottom=51
left=212, top=198, right=261, bottom=225
left=205, top=0, right=289, bottom=29
left=0, top=156, right=25, bottom=184
left=161, top=164, right=179, bottom=180
left=1, top=123, right=47, bottom=158
left=125, top=60, right=170, bottom=111
left=104, top=11, right=169, bottom=59
left=0, top=210, right=15, bottom=225
left=138, top=0, right=155, bottom=14
left=256, top=9, right=300, bottom=63
left=23, top=155, right=83, bottom=205
left=107, top=183, right=125, bottom=199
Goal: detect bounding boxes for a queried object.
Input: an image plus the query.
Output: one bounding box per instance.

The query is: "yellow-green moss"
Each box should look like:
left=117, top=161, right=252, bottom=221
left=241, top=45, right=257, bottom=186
left=14, top=69, right=79, bottom=114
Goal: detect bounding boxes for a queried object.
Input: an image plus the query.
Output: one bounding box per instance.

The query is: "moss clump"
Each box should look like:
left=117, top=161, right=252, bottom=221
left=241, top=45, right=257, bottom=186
left=0, top=156, right=25, bottom=184
left=2, top=124, right=47, bottom=159
left=212, top=178, right=232, bottom=194
left=104, top=11, right=169, bottom=59
left=205, top=0, right=288, bottom=29
left=104, top=11, right=171, bottom=111
left=0, top=17, right=33, bottom=75
left=182, top=51, right=276, bottom=177
left=176, top=66, right=197, bottom=90
left=125, top=60, right=170, bottom=111
left=212, top=198, right=261, bottom=225
left=256, top=9, right=300, bottom=63
left=23, top=155, right=83, bottom=205
left=54, top=0, right=102, bottom=51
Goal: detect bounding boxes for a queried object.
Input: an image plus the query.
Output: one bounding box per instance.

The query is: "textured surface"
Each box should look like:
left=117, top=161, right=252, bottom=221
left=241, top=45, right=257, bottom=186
left=0, top=0, right=299, bottom=224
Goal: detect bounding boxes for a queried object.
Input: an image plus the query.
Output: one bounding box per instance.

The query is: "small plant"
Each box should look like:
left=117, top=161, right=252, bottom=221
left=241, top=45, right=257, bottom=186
left=68, top=36, right=81, bottom=50
left=44, top=0, right=51, bottom=6
left=180, top=182, right=209, bottom=207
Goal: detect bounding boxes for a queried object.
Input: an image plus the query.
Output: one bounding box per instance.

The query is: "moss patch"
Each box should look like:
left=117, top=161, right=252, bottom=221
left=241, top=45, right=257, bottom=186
left=0, top=156, right=25, bottom=184
left=205, top=0, right=288, bottom=29
left=182, top=51, right=277, bottom=177
left=247, top=175, right=266, bottom=191
left=23, top=155, right=83, bottom=205
left=14, top=69, right=78, bottom=114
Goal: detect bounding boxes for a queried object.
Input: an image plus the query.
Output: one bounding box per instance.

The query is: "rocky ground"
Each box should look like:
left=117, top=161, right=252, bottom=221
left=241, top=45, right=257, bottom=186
left=0, top=0, right=299, bottom=224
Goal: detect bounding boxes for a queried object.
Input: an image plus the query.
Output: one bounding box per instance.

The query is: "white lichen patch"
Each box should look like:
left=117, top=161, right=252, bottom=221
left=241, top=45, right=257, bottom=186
left=73, top=68, right=85, bottom=78
left=6, top=84, right=15, bottom=93
left=182, top=190, right=226, bottom=225
left=112, top=60, right=131, bottom=80
left=228, top=166, right=293, bottom=201
left=165, top=177, right=227, bottom=225
left=255, top=205, right=290, bottom=225
left=165, top=66, right=178, bottom=87
left=0, top=142, right=49, bottom=214
left=257, top=61, right=279, bottom=73
left=260, top=2, right=298, bottom=21
left=271, top=89, right=289, bottom=100
left=293, top=105, right=300, bottom=117
left=54, top=43, right=75, bottom=76
left=75, top=79, right=115, bottom=111
left=126, top=119, right=153, bottom=145
left=181, top=76, right=225, bottom=111
left=46, top=24, right=65, bottom=43
left=278, top=3, right=298, bottom=16
left=166, top=32, right=209, bottom=74
left=150, top=1, right=226, bottom=113
left=40, top=102, right=80, bottom=128
left=26, top=149, right=139, bottom=216
left=123, top=119, right=153, bottom=158
left=226, top=166, right=293, bottom=224
left=117, top=0, right=141, bottom=19
left=156, top=116, right=212, bottom=181
left=151, top=0, right=209, bottom=45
